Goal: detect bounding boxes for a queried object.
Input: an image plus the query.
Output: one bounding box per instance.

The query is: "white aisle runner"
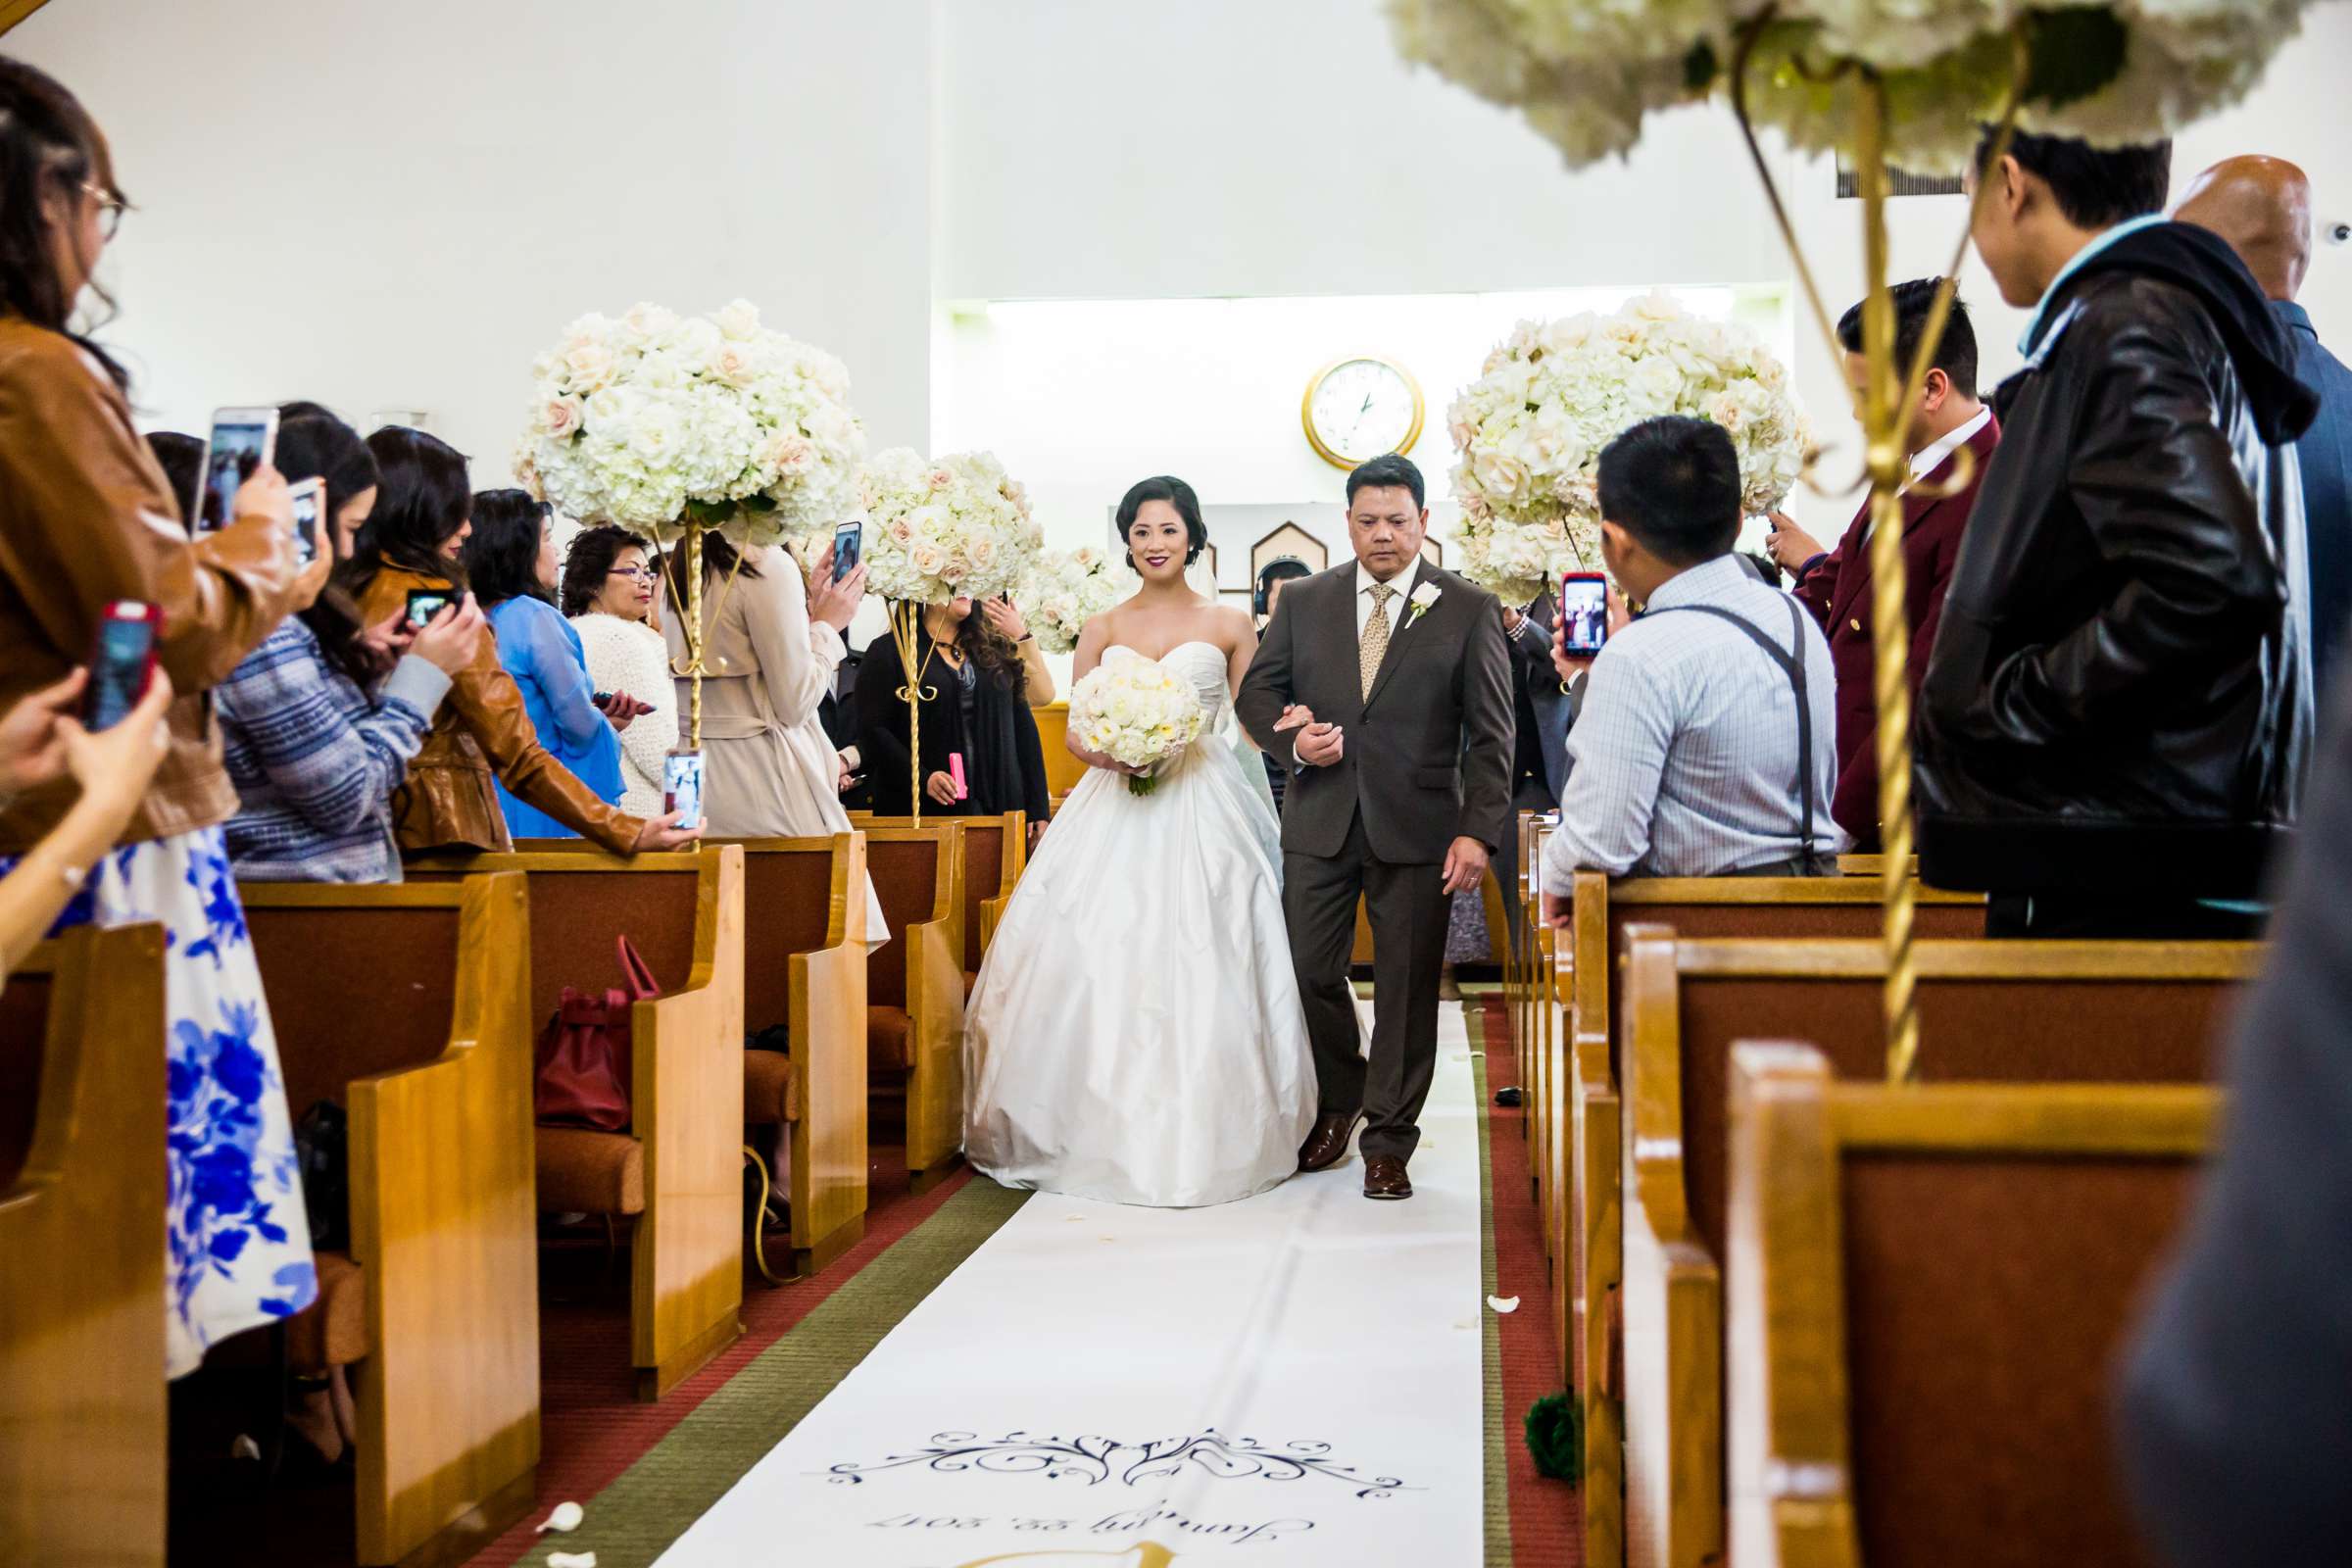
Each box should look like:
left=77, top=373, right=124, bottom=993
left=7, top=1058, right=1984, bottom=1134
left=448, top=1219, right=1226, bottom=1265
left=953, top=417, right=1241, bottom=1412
left=656, top=1002, right=1486, bottom=1568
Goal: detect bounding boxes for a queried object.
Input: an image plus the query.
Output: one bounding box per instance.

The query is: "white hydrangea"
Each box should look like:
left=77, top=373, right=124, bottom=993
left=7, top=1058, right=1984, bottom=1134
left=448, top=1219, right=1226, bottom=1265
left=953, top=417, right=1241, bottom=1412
left=1014, top=545, right=1139, bottom=655
left=1446, top=291, right=1808, bottom=604
left=1068, top=648, right=1208, bottom=798
left=859, top=447, right=1045, bottom=606
left=1387, top=0, right=2314, bottom=172
left=520, top=300, right=865, bottom=547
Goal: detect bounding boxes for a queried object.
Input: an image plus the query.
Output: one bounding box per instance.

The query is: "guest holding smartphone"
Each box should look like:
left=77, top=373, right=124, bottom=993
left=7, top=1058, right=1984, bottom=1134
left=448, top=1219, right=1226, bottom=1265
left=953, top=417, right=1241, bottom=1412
left=0, top=58, right=334, bottom=1375
left=216, top=414, right=486, bottom=880
left=463, top=489, right=626, bottom=840
left=857, top=594, right=1053, bottom=825
left=343, top=427, right=693, bottom=857
left=664, top=532, right=886, bottom=938
left=564, top=524, right=675, bottom=818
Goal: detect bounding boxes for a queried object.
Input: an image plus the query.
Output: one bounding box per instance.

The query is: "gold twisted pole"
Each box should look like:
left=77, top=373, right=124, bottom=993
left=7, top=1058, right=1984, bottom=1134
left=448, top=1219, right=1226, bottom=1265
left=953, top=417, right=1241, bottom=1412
left=890, top=602, right=938, bottom=823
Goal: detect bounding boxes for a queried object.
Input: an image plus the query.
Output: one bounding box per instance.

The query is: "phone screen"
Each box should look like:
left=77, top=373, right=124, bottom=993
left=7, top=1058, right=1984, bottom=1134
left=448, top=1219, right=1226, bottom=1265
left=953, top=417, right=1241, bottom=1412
left=663, top=749, right=706, bottom=832
left=87, top=610, right=156, bottom=731
left=406, top=589, right=454, bottom=629
left=834, top=520, right=863, bottom=581
left=1561, top=574, right=1610, bottom=658
left=197, top=418, right=273, bottom=532
left=287, top=482, right=322, bottom=566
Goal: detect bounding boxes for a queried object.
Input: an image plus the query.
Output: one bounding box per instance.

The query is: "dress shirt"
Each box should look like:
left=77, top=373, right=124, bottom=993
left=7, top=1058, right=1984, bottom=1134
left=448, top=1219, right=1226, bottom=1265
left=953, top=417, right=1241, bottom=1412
left=1541, top=554, right=1845, bottom=886
left=1297, top=557, right=1427, bottom=767
left=1908, top=405, right=1993, bottom=486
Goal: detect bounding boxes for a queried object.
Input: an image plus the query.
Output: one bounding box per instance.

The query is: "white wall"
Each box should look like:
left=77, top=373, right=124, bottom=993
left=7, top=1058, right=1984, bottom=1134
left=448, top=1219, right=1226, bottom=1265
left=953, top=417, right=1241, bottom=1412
left=10, top=0, right=936, bottom=471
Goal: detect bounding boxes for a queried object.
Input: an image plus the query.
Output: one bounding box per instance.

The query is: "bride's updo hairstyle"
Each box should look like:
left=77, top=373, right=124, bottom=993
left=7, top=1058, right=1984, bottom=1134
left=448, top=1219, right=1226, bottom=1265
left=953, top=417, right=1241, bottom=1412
left=1115, top=475, right=1206, bottom=568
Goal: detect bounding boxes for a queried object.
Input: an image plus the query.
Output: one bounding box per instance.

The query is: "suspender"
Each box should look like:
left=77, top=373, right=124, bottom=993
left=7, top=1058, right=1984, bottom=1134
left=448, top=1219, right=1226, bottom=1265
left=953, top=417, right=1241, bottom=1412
left=1647, top=596, right=1818, bottom=862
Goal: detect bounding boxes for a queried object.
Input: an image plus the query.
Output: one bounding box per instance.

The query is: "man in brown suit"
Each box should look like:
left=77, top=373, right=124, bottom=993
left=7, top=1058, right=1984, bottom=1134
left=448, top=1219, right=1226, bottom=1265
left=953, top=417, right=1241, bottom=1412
left=1238, top=454, right=1514, bottom=1200
left=1765, top=277, right=1999, bottom=849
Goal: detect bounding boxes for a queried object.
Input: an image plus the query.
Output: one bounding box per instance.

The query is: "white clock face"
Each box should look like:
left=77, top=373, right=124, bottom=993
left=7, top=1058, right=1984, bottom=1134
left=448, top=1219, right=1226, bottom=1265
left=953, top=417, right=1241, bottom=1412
left=1308, top=359, right=1418, bottom=465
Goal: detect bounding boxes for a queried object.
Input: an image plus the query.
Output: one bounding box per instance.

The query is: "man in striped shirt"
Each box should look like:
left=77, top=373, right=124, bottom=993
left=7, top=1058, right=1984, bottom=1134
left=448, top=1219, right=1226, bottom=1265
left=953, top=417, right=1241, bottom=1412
left=1538, top=416, right=1843, bottom=921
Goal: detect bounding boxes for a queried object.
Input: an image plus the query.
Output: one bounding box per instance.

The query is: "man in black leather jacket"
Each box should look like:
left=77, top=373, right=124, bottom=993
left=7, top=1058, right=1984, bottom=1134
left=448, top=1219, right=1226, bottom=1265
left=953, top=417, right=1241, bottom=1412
left=1918, top=128, right=2321, bottom=937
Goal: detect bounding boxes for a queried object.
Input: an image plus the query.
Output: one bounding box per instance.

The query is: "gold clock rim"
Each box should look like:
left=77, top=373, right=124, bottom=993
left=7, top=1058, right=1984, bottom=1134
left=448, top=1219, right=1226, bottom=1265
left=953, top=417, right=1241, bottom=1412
left=1300, top=355, right=1425, bottom=472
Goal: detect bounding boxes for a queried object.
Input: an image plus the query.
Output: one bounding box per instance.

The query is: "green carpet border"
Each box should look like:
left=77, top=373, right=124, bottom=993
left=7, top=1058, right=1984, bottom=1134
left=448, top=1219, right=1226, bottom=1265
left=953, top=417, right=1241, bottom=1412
left=1468, top=999, right=1515, bottom=1568
left=514, top=1180, right=1031, bottom=1568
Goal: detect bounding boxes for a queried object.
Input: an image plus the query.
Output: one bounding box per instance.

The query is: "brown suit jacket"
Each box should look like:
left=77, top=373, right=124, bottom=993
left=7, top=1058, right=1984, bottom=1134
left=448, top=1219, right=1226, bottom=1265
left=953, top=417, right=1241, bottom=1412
left=1237, top=564, right=1514, bottom=865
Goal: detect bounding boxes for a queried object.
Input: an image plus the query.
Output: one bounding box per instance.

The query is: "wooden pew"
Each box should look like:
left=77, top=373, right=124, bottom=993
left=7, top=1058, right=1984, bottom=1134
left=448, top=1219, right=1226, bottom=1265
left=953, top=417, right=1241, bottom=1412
left=1835, top=853, right=1919, bottom=878
left=852, top=810, right=1028, bottom=977
left=409, top=849, right=746, bottom=1400
left=1725, top=1043, right=2213, bottom=1568
left=0, top=925, right=167, bottom=1568
left=1034, top=702, right=1087, bottom=797
left=241, top=875, right=539, bottom=1564
left=859, top=824, right=967, bottom=1187
left=725, top=835, right=870, bottom=1279
left=1616, top=932, right=2256, bottom=1568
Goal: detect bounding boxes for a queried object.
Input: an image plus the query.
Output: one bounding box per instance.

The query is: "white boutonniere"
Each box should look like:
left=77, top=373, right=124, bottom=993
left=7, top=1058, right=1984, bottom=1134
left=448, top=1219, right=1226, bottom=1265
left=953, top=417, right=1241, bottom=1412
left=1406, top=580, right=1442, bottom=628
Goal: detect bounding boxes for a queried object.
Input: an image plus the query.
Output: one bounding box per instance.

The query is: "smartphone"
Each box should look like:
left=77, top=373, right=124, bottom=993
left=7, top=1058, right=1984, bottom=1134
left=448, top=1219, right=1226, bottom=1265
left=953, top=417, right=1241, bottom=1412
left=85, top=600, right=163, bottom=731
left=948, top=752, right=968, bottom=802
left=1560, top=570, right=1610, bottom=659
left=193, top=406, right=280, bottom=533
left=592, top=690, right=614, bottom=709
left=663, top=748, right=706, bottom=833
left=405, top=588, right=455, bottom=629
left=833, top=518, right=863, bottom=582
left=285, top=476, right=323, bottom=566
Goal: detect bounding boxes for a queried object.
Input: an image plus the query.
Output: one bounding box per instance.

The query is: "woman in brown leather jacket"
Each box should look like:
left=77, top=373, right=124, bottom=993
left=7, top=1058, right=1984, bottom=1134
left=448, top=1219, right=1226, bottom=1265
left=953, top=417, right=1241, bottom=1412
left=0, top=57, right=331, bottom=1376
left=345, top=425, right=696, bottom=857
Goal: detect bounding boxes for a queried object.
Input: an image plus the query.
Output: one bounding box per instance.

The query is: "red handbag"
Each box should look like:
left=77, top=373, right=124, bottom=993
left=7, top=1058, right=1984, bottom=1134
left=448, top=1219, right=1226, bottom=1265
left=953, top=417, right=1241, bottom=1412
left=534, top=936, right=662, bottom=1131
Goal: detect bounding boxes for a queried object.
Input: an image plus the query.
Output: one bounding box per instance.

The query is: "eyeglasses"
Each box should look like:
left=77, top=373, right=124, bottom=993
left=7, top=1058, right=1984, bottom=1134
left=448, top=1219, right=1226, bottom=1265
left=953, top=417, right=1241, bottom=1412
left=609, top=565, right=659, bottom=582
left=81, top=183, right=126, bottom=242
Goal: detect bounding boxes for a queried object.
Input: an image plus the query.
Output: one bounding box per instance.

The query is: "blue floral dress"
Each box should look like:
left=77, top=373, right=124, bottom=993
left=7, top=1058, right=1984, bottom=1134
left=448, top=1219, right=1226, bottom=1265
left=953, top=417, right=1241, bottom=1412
left=1, top=826, right=318, bottom=1376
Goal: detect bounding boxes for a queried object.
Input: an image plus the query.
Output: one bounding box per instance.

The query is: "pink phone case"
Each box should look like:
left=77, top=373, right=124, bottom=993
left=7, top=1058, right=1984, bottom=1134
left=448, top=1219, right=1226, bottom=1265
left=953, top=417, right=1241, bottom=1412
left=949, top=753, right=968, bottom=801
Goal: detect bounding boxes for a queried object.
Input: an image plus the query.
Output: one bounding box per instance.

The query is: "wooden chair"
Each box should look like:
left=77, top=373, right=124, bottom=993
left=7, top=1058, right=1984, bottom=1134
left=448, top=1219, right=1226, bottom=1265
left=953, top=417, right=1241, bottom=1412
left=859, top=824, right=967, bottom=1187
left=851, top=810, right=1028, bottom=976
left=1725, top=1043, right=2213, bottom=1568
left=408, top=848, right=747, bottom=1400
left=241, top=875, right=539, bottom=1563
left=1616, top=932, right=2257, bottom=1568
left=726, top=834, right=870, bottom=1279
left=0, top=925, right=167, bottom=1568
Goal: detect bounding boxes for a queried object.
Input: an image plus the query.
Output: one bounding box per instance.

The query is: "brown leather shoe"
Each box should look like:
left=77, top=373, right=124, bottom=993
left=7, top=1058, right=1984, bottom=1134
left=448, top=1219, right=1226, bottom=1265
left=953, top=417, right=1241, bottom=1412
left=1362, top=1155, right=1413, bottom=1200
left=1298, top=1109, right=1364, bottom=1173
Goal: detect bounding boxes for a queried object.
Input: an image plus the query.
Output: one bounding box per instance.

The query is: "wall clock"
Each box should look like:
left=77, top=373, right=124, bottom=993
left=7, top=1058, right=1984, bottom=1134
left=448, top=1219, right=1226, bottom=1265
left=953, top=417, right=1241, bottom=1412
left=1301, top=356, right=1424, bottom=470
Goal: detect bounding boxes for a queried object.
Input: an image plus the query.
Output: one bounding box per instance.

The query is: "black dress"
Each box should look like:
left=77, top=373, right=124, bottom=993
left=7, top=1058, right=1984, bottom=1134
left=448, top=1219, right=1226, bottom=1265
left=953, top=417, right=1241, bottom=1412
left=855, top=635, right=1050, bottom=820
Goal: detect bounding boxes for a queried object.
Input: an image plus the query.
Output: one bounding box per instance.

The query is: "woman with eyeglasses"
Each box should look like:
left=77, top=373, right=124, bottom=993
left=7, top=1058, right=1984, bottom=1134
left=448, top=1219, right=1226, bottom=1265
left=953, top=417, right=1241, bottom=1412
left=0, top=57, right=331, bottom=1374
left=461, top=489, right=628, bottom=840
left=564, top=525, right=675, bottom=818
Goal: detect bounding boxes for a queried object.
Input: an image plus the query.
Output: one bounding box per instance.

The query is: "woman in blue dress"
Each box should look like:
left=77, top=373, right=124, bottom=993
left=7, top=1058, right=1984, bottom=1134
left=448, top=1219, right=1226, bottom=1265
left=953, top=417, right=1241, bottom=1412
left=461, top=490, right=626, bottom=840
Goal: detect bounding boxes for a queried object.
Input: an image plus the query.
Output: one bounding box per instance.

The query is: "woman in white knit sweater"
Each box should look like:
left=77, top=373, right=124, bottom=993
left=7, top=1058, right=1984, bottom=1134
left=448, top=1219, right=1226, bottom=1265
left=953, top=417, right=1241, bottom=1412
left=562, top=527, right=675, bottom=817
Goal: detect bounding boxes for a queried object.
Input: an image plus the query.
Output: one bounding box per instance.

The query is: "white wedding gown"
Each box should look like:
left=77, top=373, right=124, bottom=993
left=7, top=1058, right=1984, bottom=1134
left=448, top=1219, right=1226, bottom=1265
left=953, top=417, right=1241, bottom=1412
left=963, top=641, right=1318, bottom=1207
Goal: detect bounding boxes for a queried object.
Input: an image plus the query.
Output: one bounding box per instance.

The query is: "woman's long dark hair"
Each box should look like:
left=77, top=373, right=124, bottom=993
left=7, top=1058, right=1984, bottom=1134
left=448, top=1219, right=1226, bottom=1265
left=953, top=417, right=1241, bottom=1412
left=0, top=57, right=129, bottom=387
left=275, top=414, right=381, bottom=685
left=347, top=425, right=471, bottom=591
left=905, top=597, right=1018, bottom=688
left=461, top=489, right=552, bottom=610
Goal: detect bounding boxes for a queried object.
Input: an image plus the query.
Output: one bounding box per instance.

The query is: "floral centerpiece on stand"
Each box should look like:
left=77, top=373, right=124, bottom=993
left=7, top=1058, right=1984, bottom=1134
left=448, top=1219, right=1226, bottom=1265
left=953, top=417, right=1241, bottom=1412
left=1388, top=0, right=2317, bottom=1078
left=1447, top=291, right=1806, bottom=606
left=1068, top=649, right=1208, bottom=798
left=519, top=299, right=864, bottom=753
left=1013, top=544, right=1138, bottom=655
left=859, top=446, right=1046, bottom=818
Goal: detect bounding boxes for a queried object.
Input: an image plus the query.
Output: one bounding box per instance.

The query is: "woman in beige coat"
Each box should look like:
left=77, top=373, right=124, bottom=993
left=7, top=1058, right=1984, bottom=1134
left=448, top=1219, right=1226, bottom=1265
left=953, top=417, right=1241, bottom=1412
left=666, top=533, right=886, bottom=944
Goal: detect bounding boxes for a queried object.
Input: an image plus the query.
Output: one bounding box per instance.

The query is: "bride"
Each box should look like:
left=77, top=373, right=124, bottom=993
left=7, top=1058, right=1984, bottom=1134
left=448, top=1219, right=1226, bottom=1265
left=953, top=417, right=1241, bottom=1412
left=963, top=475, right=1317, bottom=1207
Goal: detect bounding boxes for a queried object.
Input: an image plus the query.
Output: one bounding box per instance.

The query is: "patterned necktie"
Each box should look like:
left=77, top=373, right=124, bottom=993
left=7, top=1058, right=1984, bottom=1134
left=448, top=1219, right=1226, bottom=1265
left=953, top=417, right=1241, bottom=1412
left=1360, top=582, right=1396, bottom=699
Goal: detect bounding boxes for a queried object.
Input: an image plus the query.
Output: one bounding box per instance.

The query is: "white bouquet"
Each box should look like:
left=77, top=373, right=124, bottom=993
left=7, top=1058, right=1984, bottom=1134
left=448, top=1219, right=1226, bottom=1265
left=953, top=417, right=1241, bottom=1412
left=1068, top=649, right=1207, bottom=797
left=1447, top=291, right=1807, bottom=604
left=859, top=447, right=1045, bottom=605
left=1013, top=545, right=1138, bottom=655
left=1388, top=0, right=2315, bottom=172
left=521, top=300, right=864, bottom=547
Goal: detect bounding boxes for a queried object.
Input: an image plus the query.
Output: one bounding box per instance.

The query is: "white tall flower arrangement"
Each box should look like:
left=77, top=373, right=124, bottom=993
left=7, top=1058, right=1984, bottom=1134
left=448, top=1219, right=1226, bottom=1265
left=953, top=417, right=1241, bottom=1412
left=1448, top=292, right=1806, bottom=605
left=859, top=448, right=1045, bottom=607
left=1014, top=545, right=1139, bottom=656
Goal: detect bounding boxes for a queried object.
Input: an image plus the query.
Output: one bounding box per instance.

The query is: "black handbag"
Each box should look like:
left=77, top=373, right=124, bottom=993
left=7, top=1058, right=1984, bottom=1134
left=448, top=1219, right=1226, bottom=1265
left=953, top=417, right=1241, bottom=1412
left=292, top=1100, right=350, bottom=1253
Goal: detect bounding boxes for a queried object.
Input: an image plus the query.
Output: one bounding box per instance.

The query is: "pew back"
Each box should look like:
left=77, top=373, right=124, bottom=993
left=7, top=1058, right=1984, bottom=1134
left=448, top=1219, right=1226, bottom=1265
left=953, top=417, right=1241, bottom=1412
left=727, top=835, right=870, bottom=1271
left=408, top=849, right=746, bottom=1397
left=1727, top=1044, right=2210, bottom=1568
left=859, top=826, right=966, bottom=1178
left=852, top=811, right=1024, bottom=970
left=241, top=874, right=540, bottom=1564
left=0, top=926, right=167, bottom=1568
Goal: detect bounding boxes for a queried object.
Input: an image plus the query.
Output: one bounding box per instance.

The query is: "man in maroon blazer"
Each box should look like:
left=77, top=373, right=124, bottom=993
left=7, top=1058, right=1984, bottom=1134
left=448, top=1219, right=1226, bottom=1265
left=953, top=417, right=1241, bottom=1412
left=1766, top=278, right=1999, bottom=850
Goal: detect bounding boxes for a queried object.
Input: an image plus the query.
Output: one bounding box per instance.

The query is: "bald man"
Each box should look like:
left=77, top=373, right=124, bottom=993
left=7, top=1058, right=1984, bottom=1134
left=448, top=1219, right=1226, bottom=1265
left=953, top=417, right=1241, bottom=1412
left=2180, top=155, right=2352, bottom=700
